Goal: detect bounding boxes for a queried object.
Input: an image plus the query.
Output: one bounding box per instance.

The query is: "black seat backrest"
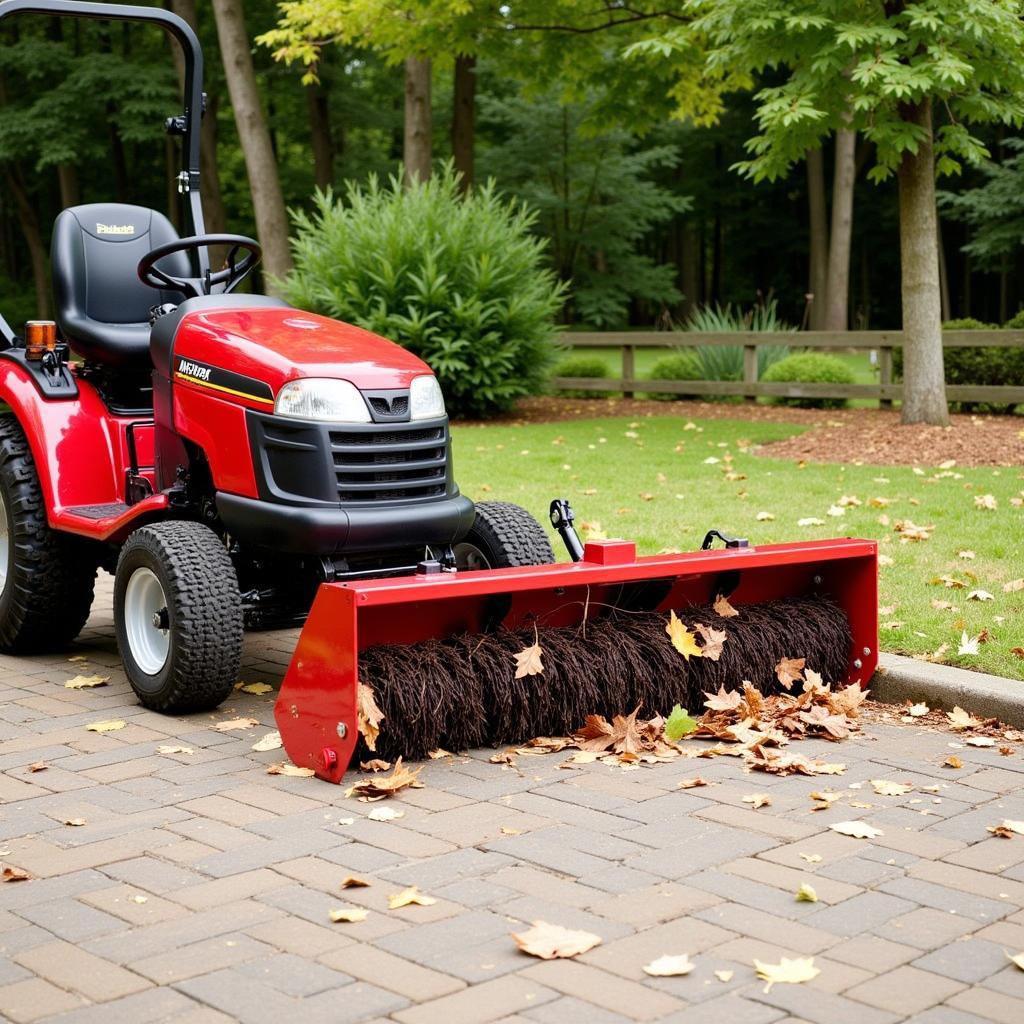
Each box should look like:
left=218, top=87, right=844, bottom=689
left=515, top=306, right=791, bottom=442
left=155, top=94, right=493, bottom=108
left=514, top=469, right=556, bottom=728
left=51, top=203, right=190, bottom=368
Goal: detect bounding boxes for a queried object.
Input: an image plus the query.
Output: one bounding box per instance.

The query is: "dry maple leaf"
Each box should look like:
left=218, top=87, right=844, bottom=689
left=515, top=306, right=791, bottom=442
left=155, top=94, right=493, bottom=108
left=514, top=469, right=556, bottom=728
left=511, top=920, right=602, bottom=960
left=775, top=657, right=805, bottom=690
left=1008, top=951, right=1024, bottom=971
left=64, top=674, right=109, bottom=689
left=1003, top=579, right=1024, bottom=593
left=871, top=780, right=912, bottom=797
left=266, top=763, right=315, bottom=777
left=251, top=732, right=282, bottom=753
left=329, top=907, right=368, bottom=923
left=714, top=593, right=739, bottom=618
left=1, top=866, right=30, bottom=882
left=346, top=758, right=423, bottom=800
left=796, top=705, right=850, bottom=741
left=828, top=683, right=868, bottom=719
left=1012, top=647, right=1024, bottom=660
left=360, top=759, right=392, bottom=772
left=830, top=821, right=883, bottom=839
left=908, top=703, right=929, bottom=717
left=743, top=794, right=772, bottom=809
left=715, top=969, right=735, bottom=982
left=799, top=853, right=823, bottom=864
left=157, top=745, right=194, bottom=755
left=340, top=876, right=370, bottom=889
left=388, top=886, right=437, bottom=909
left=754, top=957, right=819, bottom=992
left=367, top=806, right=403, bottom=822
left=695, top=623, right=727, bottom=662
left=666, top=611, right=703, bottom=660
left=85, top=720, right=126, bottom=733
left=678, top=777, right=708, bottom=790
left=965, top=736, right=996, bottom=748
left=947, top=706, right=981, bottom=730
left=703, top=686, right=743, bottom=713
left=428, top=748, right=453, bottom=759
left=945, top=755, right=964, bottom=769
left=513, top=642, right=544, bottom=679
left=357, top=683, right=384, bottom=752
left=64, top=818, right=86, bottom=827
left=975, top=493, right=998, bottom=510
left=643, top=954, right=695, bottom=977
left=27, top=762, right=47, bottom=773
left=238, top=682, right=274, bottom=695
left=211, top=717, right=258, bottom=733
left=958, top=632, right=981, bottom=656
left=989, top=819, right=1024, bottom=837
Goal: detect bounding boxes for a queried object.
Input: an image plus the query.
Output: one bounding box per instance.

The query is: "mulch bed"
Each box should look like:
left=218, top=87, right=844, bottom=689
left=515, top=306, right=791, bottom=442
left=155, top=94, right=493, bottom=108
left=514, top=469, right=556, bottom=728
left=456, top=397, right=1024, bottom=468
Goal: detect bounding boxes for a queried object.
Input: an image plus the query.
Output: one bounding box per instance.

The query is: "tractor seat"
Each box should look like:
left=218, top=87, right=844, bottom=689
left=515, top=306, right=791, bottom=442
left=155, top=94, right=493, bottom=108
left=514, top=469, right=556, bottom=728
left=51, top=203, right=189, bottom=368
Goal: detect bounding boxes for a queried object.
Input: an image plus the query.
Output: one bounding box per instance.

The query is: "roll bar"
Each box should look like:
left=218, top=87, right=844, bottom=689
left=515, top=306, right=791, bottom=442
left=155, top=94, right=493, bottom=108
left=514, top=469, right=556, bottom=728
left=0, top=0, right=209, bottom=343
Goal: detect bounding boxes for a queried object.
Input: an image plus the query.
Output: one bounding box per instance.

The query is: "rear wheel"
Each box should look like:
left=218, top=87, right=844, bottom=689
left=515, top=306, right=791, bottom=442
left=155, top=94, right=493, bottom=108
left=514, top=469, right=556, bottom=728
left=454, top=501, right=554, bottom=570
left=0, top=415, right=96, bottom=652
left=114, top=521, right=242, bottom=713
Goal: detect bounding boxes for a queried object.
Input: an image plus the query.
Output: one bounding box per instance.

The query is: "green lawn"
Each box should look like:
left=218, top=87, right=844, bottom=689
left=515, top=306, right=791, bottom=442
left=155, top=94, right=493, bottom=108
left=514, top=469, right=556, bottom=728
left=452, top=413, right=1024, bottom=682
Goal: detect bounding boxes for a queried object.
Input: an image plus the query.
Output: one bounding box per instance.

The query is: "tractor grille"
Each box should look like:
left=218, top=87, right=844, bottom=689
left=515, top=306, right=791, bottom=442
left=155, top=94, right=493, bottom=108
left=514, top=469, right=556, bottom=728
left=329, top=423, right=448, bottom=503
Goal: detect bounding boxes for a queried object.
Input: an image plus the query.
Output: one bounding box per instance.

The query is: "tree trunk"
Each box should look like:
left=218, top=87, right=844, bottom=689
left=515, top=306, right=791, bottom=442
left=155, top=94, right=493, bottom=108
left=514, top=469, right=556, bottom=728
left=210, top=0, right=293, bottom=286
left=937, top=215, right=951, bottom=322
left=57, top=164, right=80, bottom=208
left=824, top=126, right=856, bottom=331
left=897, top=97, right=948, bottom=425
left=169, top=0, right=229, bottom=237
left=6, top=168, right=49, bottom=319
left=307, top=82, right=334, bottom=190
left=680, top=220, right=700, bottom=318
left=403, top=57, right=432, bottom=186
left=806, top=146, right=828, bottom=330
left=451, top=54, right=475, bottom=192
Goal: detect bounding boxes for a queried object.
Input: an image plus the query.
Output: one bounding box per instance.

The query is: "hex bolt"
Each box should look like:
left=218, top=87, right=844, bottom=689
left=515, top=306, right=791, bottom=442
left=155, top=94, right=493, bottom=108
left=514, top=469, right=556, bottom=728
left=813, top=575, right=822, bottom=586
left=862, top=646, right=872, bottom=656
left=336, top=722, right=347, bottom=739
left=853, top=658, right=863, bottom=669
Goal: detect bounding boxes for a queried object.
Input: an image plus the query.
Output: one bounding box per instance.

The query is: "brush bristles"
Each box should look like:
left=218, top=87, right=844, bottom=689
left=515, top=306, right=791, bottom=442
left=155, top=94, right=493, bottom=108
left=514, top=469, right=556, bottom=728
left=360, top=597, right=853, bottom=761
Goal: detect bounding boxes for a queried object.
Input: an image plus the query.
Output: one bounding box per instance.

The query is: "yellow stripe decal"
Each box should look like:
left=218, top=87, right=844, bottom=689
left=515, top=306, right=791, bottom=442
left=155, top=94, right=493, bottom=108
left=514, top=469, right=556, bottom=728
left=174, top=372, right=275, bottom=405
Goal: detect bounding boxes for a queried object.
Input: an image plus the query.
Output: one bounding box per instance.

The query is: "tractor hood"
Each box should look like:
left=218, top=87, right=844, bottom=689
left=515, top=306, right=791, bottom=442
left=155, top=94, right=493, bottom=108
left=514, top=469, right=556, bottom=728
left=167, top=304, right=434, bottom=397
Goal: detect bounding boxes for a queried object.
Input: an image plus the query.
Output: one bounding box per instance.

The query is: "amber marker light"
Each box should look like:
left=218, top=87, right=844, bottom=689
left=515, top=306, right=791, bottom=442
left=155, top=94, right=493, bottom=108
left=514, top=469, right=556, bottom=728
left=25, top=320, right=56, bottom=361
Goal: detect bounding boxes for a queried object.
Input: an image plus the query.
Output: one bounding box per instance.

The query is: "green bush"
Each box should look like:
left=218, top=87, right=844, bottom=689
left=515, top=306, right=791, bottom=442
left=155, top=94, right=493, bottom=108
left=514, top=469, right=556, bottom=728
left=551, top=355, right=612, bottom=398
left=761, top=352, right=855, bottom=408
left=647, top=352, right=702, bottom=400
left=684, top=300, right=790, bottom=382
left=282, top=167, right=568, bottom=418
left=893, top=318, right=1024, bottom=411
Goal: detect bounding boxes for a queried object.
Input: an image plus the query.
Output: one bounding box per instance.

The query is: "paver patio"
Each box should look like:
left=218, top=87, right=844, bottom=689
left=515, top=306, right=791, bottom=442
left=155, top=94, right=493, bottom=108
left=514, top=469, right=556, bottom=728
left=2, top=577, right=1024, bottom=1024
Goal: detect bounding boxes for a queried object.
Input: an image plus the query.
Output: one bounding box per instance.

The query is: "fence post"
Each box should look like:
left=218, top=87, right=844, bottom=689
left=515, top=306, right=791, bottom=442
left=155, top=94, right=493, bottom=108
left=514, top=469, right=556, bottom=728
left=622, top=344, right=635, bottom=399
left=743, top=344, right=758, bottom=403
left=879, top=346, right=893, bottom=410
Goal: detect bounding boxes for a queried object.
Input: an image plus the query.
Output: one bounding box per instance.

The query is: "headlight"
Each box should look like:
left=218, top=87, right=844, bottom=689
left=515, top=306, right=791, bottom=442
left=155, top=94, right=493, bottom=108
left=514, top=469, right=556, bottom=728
left=275, top=378, right=371, bottom=422
left=409, top=375, right=446, bottom=420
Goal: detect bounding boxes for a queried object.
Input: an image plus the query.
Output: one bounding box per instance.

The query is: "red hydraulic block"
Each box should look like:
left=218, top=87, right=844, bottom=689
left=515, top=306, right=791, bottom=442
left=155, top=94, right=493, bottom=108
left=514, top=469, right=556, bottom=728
left=274, top=537, right=878, bottom=783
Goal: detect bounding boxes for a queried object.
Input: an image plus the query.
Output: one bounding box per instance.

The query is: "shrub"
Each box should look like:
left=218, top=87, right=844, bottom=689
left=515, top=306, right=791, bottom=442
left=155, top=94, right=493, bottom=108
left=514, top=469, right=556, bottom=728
left=282, top=167, right=568, bottom=418
left=893, top=318, right=1023, bottom=411
left=684, top=300, right=791, bottom=382
left=551, top=355, right=612, bottom=398
left=647, top=352, right=702, bottom=401
left=761, top=352, right=855, bottom=408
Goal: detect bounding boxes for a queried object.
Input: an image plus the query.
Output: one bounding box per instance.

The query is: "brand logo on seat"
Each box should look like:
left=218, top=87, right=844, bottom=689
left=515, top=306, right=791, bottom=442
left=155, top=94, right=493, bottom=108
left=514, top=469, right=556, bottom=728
left=177, top=359, right=212, bottom=382
left=96, top=223, right=135, bottom=235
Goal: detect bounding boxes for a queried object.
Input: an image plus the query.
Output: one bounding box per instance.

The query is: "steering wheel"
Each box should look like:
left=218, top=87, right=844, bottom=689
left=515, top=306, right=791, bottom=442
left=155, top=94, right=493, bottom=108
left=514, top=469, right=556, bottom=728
left=137, top=234, right=262, bottom=299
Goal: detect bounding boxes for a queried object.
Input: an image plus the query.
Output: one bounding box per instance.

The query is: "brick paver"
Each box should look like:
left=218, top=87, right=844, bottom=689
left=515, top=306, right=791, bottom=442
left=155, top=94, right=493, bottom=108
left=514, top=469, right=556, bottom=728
left=1, top=585, right=1023, bottom=1023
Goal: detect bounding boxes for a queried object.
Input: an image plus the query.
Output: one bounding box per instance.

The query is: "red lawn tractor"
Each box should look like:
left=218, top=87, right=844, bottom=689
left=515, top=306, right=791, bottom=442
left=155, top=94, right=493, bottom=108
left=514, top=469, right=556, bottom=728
left=0, top=0, right=554, bottom=712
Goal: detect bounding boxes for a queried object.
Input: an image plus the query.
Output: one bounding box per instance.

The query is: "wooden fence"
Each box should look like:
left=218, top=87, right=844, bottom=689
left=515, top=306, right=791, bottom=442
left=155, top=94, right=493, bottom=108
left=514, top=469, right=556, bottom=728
left=555, top=330, right=1024, bottom=407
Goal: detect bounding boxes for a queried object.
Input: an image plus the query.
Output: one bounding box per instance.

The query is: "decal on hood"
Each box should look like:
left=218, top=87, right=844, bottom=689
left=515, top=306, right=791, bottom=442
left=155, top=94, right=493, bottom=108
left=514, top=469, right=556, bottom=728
left=174, top=357, right=274, bottom=405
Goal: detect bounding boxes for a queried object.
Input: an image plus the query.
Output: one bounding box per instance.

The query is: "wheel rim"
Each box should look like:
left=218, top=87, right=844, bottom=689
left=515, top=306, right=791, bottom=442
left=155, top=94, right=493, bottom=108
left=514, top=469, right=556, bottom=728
left=0, top=490, right=9, bottom=595
left=124, top=567, right=170, bottom=675
left=453, top=542, right=491, bottom=571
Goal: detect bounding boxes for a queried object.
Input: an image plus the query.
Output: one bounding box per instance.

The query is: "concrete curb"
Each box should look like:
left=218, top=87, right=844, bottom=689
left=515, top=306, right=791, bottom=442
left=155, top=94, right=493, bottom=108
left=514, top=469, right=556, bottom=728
left=871, top=652, right=1024, bottom=727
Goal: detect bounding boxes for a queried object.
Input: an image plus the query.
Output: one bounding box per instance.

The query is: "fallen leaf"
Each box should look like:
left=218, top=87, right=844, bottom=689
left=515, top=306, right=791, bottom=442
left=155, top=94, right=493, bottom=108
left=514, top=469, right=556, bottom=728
left=664, top=705, right=698, bottom=741
left=714, top=969, right=735, bottom=982
left=211, top=717, right=258, bottom=732
left=367, top=806, right=404, bottom=822
left=514, top=643, right=544, bottom=679
left=945, top=756, right=964, bottom=769
left=756, top=511, right=775, bottom=521
left=965, top=737, right=996, bottom=748
left=704, top=686, right=743, bottom=713
left=990, top=819, right=1024, bottom=836
left=871, top=780, right=912, bottom=797
left=714, top=594, right=739, bottom=617
left=157, top=745, right=194, bottom=755
left=947, top=706, right=981, bottom=730
left=799, top=853, right=823, bottom=864
left=512, top=921, right=602, bottom=960
left=67, top=654, right=87, bottom=662
left=85, top=720, right=126, bottom=733
left=677, top=777, right=709, bottom=790
left=388, top=886, right=436, bottom=909
left=346, top=758, right=423, bottom=800
left=666, top=611, right=703, bottom=660
left=238, top=682, right=273, bottom=695
left=958, top=550, right=976, bottom=560
left=829, top=821, right=883, bottom=840
left=1013, top=647, right=1024, bottom=660
left=27, top=762, right=47, bottom=773
left=1003, top=579, right=1024, bottom=593
left=64, top=818, right=86, bottom=827
left=744, top=794, right=772, bottom=809
left=958, top=632, right=981, bottom=656
left=798, top=517, right=825, bottom=527
left=340, top=876, right=370, bottom=888
left=643, top=954, right=695, bottom=977
left=500, top=826, right=521, bottom=835
left=266, top=763, right=315, bottom=777
left=775, top=657, right=806, bottom=690
left=1007, top=951, right=1024, bottom=970
left=357, top=683, right=384, bottom=751
left=427, top=748, right=453, bottom=759
left=132, top=895, right=147, bottom=904
left=795, top=883, right=818, bottom=903
left=754, top=956, right=820, bottom=992
left=967, top=590, right=994, bottom=602
left=360, top=759, right=392, bottom=772
left=695, top=623, right=728, bottom=661
left=329, top=907, right=368, bottom=923
left=251, top=732, right=282, bottom=752
left=908, top=703, right=930, bottom=717
left=65, top=675, right=109, bottom=689
left=2, top=866, right=30, bottom=882
left=975, top=493, right=998, bottom=510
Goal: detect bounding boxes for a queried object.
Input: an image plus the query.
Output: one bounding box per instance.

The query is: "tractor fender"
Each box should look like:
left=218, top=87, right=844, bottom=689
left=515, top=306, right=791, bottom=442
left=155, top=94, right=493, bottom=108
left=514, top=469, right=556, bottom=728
left=0, top=360, right=123, bottom=517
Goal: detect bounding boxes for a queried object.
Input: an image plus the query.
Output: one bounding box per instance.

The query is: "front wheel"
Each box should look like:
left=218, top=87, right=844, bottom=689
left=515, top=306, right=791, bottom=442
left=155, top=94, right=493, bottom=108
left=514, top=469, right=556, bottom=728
left=114, top=521, right=242, bottom=713
left=454, top=501, right=554, bottom=570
